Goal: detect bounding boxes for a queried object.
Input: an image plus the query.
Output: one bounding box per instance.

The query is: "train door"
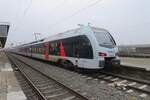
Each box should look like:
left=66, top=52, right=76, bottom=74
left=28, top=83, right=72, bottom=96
left=44, top=42, right=49, bottom=60
left=75, top=35, right=93, bottom=68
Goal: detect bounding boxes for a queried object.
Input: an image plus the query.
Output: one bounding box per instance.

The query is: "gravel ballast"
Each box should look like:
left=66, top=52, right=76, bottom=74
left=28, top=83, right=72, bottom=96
left=10, top=53, right=149, bottom=100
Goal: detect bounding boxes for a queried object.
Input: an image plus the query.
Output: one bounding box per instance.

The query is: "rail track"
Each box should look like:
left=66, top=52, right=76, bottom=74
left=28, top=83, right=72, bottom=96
left=7, top=53, right=150, bottom=99
left=86, top=70, right=150, bottom=98
left=7, top=54, right=89, bottom=100
left=60, top=61, right=150, bottom=98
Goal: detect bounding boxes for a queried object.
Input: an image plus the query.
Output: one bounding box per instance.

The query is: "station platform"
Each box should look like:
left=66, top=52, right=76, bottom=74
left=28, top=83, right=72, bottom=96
left=120, top=57, right=150, bottom=71
left=0, top=52, right=26, bottom=100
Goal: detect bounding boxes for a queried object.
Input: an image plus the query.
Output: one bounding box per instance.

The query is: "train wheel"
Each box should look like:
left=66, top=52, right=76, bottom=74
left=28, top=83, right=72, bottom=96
left=57, top=59, right=62, bottom=66
left=63, top=61, right=68, bottom=68
left=60, top=60, right=74, bottom=69
left=66, top=61, right=74, bottom=68
left=59, top=60, right=67, bottom=68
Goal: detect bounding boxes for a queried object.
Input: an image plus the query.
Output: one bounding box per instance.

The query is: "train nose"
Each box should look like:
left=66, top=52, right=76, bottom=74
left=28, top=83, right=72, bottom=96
left=104, top=57, right=120, bottom=67
left=111, top=58, right=121, bottom=65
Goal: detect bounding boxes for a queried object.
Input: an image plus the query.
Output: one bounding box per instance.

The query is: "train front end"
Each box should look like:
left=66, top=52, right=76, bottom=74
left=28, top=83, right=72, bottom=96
left=91, top=27, right=120, bottom=68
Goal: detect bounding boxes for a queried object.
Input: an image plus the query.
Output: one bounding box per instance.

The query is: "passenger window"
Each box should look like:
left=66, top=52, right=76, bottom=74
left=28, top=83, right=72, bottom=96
left=49, top=41, right=60, bottom=55
left=62, top=37, right=74, bottom=57
left=75, top=35, right=93, bottom=59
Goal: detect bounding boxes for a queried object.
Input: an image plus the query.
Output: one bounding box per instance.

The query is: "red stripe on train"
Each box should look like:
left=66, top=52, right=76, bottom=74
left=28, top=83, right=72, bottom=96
left=44, top=42, right=49, bottom=60
left=60, top=41, right=66, bottom=56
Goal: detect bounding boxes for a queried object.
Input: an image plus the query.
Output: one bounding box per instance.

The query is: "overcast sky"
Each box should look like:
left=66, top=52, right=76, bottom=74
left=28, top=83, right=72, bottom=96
left=0, top=0, right=150, bottom=46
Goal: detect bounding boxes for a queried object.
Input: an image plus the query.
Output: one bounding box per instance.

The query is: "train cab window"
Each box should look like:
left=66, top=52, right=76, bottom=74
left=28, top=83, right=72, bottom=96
left=94, top=31, right=116, bottom=48
left=75, top=35, right=93, bottom=59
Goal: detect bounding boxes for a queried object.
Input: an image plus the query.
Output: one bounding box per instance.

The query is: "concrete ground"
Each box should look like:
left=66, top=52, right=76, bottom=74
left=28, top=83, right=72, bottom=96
left=120, top=57, right=150, bottom=70
left=0, top=52, right=26, bottom=100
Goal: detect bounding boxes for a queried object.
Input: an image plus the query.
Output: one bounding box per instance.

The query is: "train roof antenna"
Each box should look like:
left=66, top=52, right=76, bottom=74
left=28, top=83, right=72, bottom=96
left=78, top=24, right=84, bottom=27
left=88, top=22, right=91, bottom=26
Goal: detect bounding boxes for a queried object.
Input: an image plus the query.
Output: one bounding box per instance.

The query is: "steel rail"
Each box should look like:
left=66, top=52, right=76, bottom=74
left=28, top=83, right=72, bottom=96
left=7, top=53, right=150, bottom=98
left=126, top=86, right=150, bottom=95
left=98, top=71, right=150, bottom=95
left=7, top=53, right=89, bottom=100
left=99, top=71, right=150, bottom=85
left=7, top=54, right=47, bottom=100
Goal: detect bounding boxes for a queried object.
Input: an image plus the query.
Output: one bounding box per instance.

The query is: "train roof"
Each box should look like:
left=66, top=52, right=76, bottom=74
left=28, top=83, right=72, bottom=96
left=15, top=26, right=109, bottom=47
left=44, top=26, right=108, bottom=42
left=0, top=22, right=10, bottom=25
left=43, top=28, right=80, bottom=42
left=15, top=39, right=45, bottom=48
left=91, top=27, right=108, bottom=32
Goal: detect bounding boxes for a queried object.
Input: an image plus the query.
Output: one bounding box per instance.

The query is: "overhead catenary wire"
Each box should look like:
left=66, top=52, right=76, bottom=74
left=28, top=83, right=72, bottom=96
left=10, top=0, right=103, bottom=45
left=50, top=0, right=103, bottom=27
left=11, top=0, right=33, bottom=34
left=22, top=0, right=33, bottom=17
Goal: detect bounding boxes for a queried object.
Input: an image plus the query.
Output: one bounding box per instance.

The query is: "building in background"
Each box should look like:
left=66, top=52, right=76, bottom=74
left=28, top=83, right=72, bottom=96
left=118, top=44, right=150, bottom=58
left=0, top=22, right=10, bottom=48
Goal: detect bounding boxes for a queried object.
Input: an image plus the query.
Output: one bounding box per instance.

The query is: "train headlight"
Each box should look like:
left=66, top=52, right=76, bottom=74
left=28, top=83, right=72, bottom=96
left=99, top=52, right=107, bottom=57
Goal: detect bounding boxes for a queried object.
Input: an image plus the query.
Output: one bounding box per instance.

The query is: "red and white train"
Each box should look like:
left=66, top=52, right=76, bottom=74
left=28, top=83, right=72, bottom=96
left=10, top=26, right=120, bottom=69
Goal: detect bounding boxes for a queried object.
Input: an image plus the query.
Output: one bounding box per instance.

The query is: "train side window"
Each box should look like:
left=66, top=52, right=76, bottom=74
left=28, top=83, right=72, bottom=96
left=29, top=48, right=31, bottom=52
left=49, top=42, right=52, bottom=54
left=50, top=42, right=54, bottom=55
left=55, top=41, right=60, bottom=55
left=49, top=41, right=59, bottom=55
left=75, top=35, right=93, bottom=59
left=62, top=37, right=74, bottom=57
left=39, top=47, right=41, bottom=53
left=34, top=48, right=36, bottom=53
left=35, top=48, right=37, bottom=53
left=39, top=43, right=43, bottom=54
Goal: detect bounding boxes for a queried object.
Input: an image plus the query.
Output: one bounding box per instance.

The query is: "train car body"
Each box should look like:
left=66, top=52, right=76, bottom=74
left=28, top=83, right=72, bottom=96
left=12, top=26, right=120, bottom=69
